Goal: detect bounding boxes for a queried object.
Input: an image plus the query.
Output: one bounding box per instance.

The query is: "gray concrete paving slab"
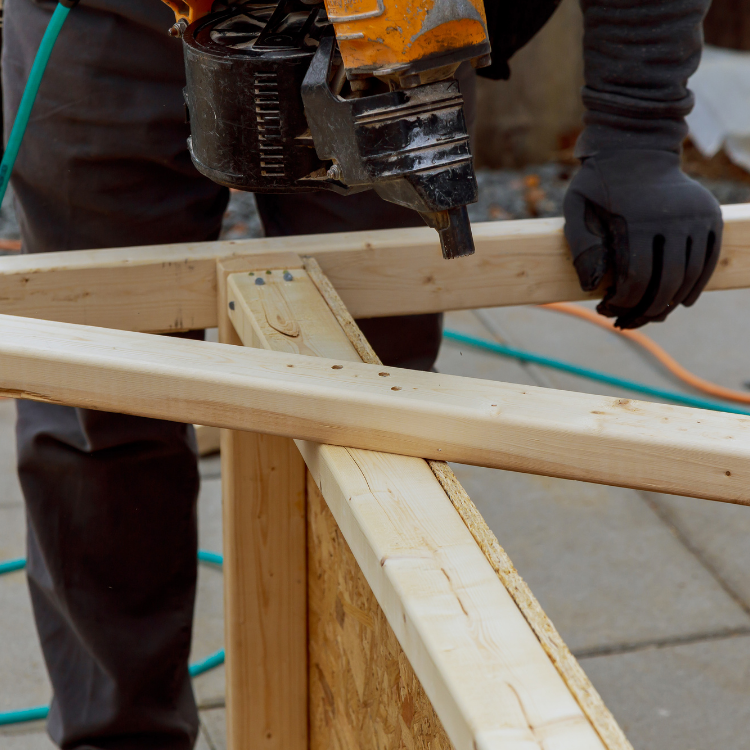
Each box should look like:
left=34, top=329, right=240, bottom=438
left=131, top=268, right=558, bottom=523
left=200, top=707, right=227, bottom=750
left=199, top=454, right=222, bottom=481
left=0, top=729, right=56, bottom=749
left=0, top=449, right=225, bottom=731
left=437, top=310, right=535, bottom=386
left=474, top=303, right=694, bottom=401
left=449, top=462, right=750, bottom=654
left=580, top=634, right=750, bottom=750
left=646, top=491, right=750, bottom=610
left=0, top=502, right=25, bottom=562
left=473, top=291, right=750, bottom=413
left=192, top=477, right=225, bottom=708
left=196, top=726, right=216, bottom=750
left=641, top=288, right=750, bottom=392
left=0, top=400, right=23, bottom=510
left=198, top=477, right=223, bottom=555
left=0, top=724, right=215, bottom=749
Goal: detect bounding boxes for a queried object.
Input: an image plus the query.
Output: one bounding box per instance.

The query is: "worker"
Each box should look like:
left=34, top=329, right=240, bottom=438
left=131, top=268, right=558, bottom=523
left=3, top=0, right=719, bottom=748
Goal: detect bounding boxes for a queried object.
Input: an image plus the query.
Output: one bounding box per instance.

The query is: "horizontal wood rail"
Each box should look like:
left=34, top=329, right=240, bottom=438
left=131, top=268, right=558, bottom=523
left=0, top=203, right=749, bottom=330
left=1, top=306, right=748, bottom=505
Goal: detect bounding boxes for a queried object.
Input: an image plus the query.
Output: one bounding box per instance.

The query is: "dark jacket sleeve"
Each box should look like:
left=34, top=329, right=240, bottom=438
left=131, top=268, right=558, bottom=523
left=477, top=0, right=563, bottom=80
left=575, top=0, right=711, bottom=157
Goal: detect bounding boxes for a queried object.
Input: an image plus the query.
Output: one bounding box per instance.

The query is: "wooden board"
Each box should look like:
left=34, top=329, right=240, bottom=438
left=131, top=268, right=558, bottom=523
left=307, top=473, right=454, bottom=750
left=1, top=204, right=749, bottom=329
left=227, top=264, right=626, bottom=750
left=303, top=256, right=631, bottom=750
left=217, top=255, right=308, bottom=750
left=301, top=442, right=610, bottom=750
left=2, top=309, right=750, bottom=504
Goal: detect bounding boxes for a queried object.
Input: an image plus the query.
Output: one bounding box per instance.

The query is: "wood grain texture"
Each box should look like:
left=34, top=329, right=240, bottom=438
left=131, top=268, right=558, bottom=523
left=303, top=256, right=381, bottom=365
left=227, top=268, right=361, bottom=361
left=300, top=442, right=608, bottom=750
left=220, top=429, right=307, bottom=750
left=308, top=473, right=454, bottom=750
left=217, top=256, right=308, bottom=750
left=229, top=265, right=614, bottom=750
left=2, top=204, right=750, bottom=328
left=2, top=310, right=750, bottom=504
left=228, top=265, right=453, bottom=748
left=427, top=461, right=632, bottom=750
left=304, top=258, right=631, bottom=750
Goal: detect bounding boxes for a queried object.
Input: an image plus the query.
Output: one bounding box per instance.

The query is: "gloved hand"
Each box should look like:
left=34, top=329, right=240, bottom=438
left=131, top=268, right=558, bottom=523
left=567, top=0, right=720, bottom=329
left=564, top=149, right=722, bottom=329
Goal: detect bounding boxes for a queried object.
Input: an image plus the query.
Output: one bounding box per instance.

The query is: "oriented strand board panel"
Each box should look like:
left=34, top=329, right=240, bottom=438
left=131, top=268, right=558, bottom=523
left=307, top=473, right=454, bottom=750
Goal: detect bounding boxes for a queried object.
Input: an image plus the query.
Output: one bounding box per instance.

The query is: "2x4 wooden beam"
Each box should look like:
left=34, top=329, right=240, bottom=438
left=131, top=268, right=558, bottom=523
left=1, top=203, right=749, bottom=330
left=216, top=255, right=309, bottom=750
left=1, top=307, right=749, bottom=504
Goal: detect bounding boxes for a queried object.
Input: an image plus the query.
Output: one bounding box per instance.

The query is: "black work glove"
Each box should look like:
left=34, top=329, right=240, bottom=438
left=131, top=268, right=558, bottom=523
left=564, top=149, right=722, bottom=329
left=565, top=0, right=721, bottom=329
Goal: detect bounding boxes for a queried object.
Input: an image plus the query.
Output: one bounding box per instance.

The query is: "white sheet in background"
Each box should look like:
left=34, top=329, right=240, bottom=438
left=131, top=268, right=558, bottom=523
left=687, top=45, right=750, bottom=172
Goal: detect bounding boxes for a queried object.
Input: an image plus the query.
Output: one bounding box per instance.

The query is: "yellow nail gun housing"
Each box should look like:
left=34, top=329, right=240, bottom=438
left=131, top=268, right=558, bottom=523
left=325, top=0, right=490, bottom=83
left=162, top=0, right=213, bottom=25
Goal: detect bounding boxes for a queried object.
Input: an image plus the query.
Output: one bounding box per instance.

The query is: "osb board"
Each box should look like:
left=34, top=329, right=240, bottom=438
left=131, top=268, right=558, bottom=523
left=307, top=472, right=454, bottom=750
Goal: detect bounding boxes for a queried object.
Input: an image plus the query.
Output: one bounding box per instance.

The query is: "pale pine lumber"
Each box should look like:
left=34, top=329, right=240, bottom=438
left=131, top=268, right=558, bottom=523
left=1, top=203, right=750, bottom=329
left=217, top=255, right=308, bottom=750
left=427, top=461, right=631, bottom=750
left=1, top=310, right=749, bottom=503
left=304, top=256, right=631, bottom=750
left=229, top=264, right=452, bottom=746
left=228, top=265, right=611, bottom=750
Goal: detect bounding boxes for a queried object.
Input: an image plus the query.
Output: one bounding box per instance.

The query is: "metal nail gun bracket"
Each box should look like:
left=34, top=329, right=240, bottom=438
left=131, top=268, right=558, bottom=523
left=301, top=34, right=478, bottom=258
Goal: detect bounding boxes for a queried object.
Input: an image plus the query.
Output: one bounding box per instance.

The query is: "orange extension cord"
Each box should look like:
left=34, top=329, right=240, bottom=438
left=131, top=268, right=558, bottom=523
left=542, top=302, right=750, bottom=406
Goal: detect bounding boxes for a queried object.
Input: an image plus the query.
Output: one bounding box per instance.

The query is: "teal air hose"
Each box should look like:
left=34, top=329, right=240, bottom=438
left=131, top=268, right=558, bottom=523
left=0, top=0, right=79, bottom=206
left=0, top=550, right=225, bottom=727
left=0, top=558, right=25, bottom=575
left=443, top=329, right=750, bottom=417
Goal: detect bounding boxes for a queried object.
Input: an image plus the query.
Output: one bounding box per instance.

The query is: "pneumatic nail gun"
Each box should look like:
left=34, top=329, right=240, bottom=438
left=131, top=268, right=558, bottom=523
left=162, top=0, right=490, bottom=258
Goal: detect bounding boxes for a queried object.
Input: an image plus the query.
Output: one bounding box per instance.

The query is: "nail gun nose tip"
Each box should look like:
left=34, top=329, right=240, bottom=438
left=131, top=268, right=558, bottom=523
left=439, top=206, right=475, bottom=260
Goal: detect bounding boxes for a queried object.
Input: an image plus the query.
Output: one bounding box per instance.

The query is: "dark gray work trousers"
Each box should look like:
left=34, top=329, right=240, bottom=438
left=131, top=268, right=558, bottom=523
left=3, top=1, right=475, bottom=747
